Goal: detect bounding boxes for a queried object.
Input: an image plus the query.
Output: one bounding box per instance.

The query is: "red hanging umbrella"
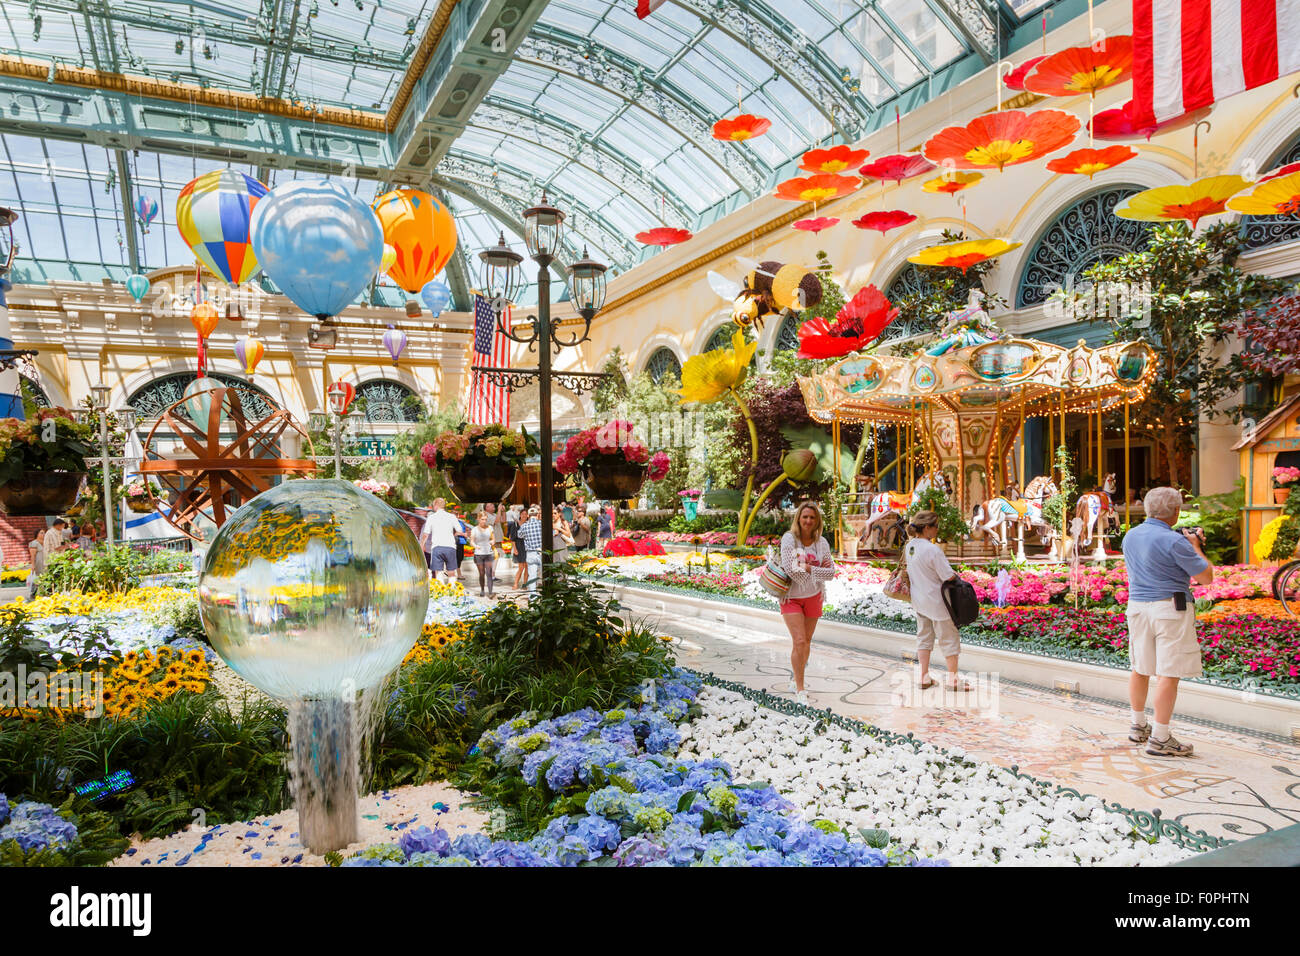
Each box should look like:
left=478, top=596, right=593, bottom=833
left=851, top=210, right=917, bottom=234
left=713, top=114, right=772, bottom=141
left=1023, top=37, right=1134, bottom=98
left=792, top=217, right=840, bottom=234
left=799, top=145, right=870, bottom=174
left=1004, top=55, right=1048, bottom=92
left=858, top=153, right=935, bottom=184
left=1045, top=145, right=1138, bottom=179
left=635, top=226, right=693, bottom=247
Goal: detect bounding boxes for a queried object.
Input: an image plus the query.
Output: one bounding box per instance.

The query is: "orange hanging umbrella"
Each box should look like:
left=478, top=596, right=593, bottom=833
left=858, top=153, right=934, bottom=184
left=920, top=171, right=983, bottom=196
left=799, top=145, right=870, bottom=174
left=635, top=226, right=693, bottom=247
left=773, top=173, right=861, bottom=203
left=1115, top=175, right=1250, bottom=229
left=713, top=114, right=771, bottom=141
left=1046, top=145, right=1138, bottom=179
left=1023, top=36, right=1134, bottom=97
left=923, top=109, right=1079, bottom=172
left=908, top=238, right=1021, bottom=273
left=1226, top=171, right=1300, bottom=216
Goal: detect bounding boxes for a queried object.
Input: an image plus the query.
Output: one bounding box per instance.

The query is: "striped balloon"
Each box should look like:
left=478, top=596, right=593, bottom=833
left=234, top=335, right=265, bottom=375
left=383, top=325, right=407, bottom=366
left=176, top=170, right=269, bottom=285
left=135, top=195, right=159, bottom=233
left=124, top=273, right=150, bottom=302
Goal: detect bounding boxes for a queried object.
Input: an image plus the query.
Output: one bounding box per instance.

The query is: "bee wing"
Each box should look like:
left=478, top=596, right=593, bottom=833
left=706, top=270, right=742, bottom=302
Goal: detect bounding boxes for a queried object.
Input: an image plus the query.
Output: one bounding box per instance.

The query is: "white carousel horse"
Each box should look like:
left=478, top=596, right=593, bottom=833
left=1074, top=474, right=1118, bottom=548
left=970, top=475, right=1058, bottom=550
left=860, top=470, right=949, bottom=546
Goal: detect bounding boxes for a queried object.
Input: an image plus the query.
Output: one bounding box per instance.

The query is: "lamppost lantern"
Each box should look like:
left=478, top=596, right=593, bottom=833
left=568, top=247, right=608, bottom=324
left=478, top=232, right=523, bottom=310
left=308, top=408, right=327, bottom=433
left=117, top=405, right=138, bottom=432
left=522, top=191, right=565, bottom=262
left=346, top=408, right=366, bottom=441
left=90, top=383, right=111, bottom=411
left=326, top=380, right=356, bottom=416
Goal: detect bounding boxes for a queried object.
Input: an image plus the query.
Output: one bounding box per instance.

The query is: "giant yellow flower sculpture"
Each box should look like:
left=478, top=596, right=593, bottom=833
left=677, top=330, right=756, bottom=404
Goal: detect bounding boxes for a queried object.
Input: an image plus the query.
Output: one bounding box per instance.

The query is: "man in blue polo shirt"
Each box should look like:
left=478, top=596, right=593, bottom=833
left=1121, top=486, right=1213, bottom=758
left=520, top=504, right=544, bottom=591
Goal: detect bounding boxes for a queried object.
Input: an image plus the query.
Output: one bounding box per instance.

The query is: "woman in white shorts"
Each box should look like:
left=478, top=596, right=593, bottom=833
left=903, top=511, right=970, bottom=691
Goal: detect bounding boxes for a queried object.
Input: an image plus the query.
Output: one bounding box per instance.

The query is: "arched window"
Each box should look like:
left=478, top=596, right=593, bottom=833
left=128, top=372, right=276, bottom=422
left=774, top=313, right=801, bottom=352
left=705, top=324, right=737, bottom=353
left=644, top=347, right=681, bottom=385
left=1242, top=134, right=1300, bottom=249
left=356, top=379, right=422, bottom=423
left=877, top=265, right=942, bottom=345
left=1015, top=186, right=1153, bottom=308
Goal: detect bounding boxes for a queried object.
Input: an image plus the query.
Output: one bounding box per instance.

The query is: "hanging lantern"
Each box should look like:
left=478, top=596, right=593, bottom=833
left=327, top=381, right=356, bottom=416
left=190, top=301, right=219, bottom=338
left=234, top=335, right=264, bottom=376
left=124, top=273, right=151, bottom=303
left=383, top=325, right=407, bottom=366
left=420, top=279, right=452, bottom=317
left=134, top=195, right=159, bottom=234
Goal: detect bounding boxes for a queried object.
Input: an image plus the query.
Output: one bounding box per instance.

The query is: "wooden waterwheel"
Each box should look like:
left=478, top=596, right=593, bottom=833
left=137, top=385, right=316, bottom=540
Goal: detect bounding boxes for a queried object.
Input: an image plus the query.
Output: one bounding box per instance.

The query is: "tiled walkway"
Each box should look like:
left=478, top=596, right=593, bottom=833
left=634, top=610, right=1300, bottom=844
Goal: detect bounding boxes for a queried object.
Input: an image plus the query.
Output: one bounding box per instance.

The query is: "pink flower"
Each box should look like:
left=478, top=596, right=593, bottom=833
left=648, top=451, right=671, bottom=481
left=420, top=442, right=438, bottom=466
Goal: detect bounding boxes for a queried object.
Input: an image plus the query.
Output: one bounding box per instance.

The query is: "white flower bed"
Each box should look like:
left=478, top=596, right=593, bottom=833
left=739, top=568, right=916, bottom=623
left=677, top=687, right=1196, bottom=867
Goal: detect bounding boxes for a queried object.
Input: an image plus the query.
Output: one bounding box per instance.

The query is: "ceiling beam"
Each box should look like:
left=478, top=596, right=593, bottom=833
left=113, top=149, right=140, bottom=274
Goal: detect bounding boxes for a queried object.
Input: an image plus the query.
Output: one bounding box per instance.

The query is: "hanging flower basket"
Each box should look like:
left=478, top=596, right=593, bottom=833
left=126, top=498, right=157, bottom=514
left=582, top=459, right=649, bottom=500
left=445, top=461, right=518, bottom=504
left=0, top=471, right=87, bottom=517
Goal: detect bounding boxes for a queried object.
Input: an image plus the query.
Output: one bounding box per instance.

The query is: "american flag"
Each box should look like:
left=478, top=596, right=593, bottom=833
left=467, top=294, right=511, bottom=426
left=637, top=0, right=667, bottom=18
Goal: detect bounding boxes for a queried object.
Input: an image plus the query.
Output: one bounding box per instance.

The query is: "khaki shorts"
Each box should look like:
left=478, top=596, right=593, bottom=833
left=1126, top=599, right=1203, bottom=679
left=916, top=613, right=961, bottom=657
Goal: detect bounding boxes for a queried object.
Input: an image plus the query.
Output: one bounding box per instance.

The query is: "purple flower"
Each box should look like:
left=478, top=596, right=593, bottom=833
left=399, top=826, right=450, bottom=858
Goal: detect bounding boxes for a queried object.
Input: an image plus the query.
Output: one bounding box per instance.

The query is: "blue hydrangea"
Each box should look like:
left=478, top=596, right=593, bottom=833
left=0, top=794, right=9, bottom=827
left=398, top=825, right=450, bottom=858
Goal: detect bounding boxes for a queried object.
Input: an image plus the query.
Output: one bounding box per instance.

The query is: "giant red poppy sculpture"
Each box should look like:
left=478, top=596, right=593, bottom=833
left=920, top=171, right=983, bottom=196
left=923, top=109, right=1079, bottom=171
left=1046, top=145, right=1138, bottom=179
left=908, top=238, right=1021, bottom=273
left=800, top=145, right=870, bottom=174
left=635, top=226, right=693, bottom=247
left=773, top=173, right=861, bottom=204
left=792, top=217, right=840, bottom=234
left=1226, top=171, right=1300, bottom=216
left=1089, top=100, right=1210, bottom=142
left=858, top=153, right=935, bottom=184
left=1004, top=55, right=1048, bottom=91
left=1023, top=36, right=1134, bottom=98
left=1115, top=175, right=1250, bottom=229
left=851, top=210, right=917, bottom=234
left=796, top=285, right=898, bottom=359
left=713, top=114, right=771, bottom=141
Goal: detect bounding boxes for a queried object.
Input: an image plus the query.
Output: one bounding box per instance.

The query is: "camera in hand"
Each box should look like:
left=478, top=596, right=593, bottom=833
left=1181, top=527, right=1204, bottom=542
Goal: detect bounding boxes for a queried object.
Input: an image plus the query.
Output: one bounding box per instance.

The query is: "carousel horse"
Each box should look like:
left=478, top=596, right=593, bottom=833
left=863, top=510, right=908, bottom=551
left=1074, top=474, right=1118, bottom=548
left=859, top=470, right=949, bottom=546
left=970, top=475, right=1058, bottom=550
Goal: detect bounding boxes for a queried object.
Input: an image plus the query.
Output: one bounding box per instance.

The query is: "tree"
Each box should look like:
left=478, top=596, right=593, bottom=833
left=1067, top=223, right=1289, bottom=488
left=591, top=346, right=629, bottom=414
left=1236, top=288, right=1300, bottom=378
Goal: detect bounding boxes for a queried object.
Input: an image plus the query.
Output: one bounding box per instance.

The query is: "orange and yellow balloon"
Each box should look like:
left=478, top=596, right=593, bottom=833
left=371, top=189, right=457, bottom=294
left=190, top=302, right=219, bottom=339
left=234, top=335, right=264, bottom=375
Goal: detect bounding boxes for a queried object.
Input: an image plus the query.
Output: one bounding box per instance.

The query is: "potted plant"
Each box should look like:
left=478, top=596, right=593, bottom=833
left=554, top=420, right=670, bottom=500
left=120, top=477, right=164, bottom=514
left=0, top=408, right=94, bottom=516
left=1272, top=465, right=1300, bottom=505
left=679, top=487, right=702, bottom=521
left=420, top=423, right=537, bottom=503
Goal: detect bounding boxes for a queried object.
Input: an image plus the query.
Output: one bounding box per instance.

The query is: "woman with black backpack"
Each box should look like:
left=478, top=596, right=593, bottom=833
left=904, top=510, right=972, bottom=691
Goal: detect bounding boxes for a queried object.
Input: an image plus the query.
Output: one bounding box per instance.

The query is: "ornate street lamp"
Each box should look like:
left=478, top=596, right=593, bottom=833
left=474, top=200, right=610, bottom=580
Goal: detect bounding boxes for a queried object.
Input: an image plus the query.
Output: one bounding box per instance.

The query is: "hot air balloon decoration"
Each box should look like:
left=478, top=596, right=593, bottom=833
left=372, top=189, right=458, bottom=295
left=125, top=273, right=151, bottom=303
left=420, top=279, right=451, bottom=317
left=135, top=195, right=159, bottom=234
left=250, top=179, right=385, bottom=321
left=176, top=170, right=268, bottom=285
left=190, top=302, right=219, bottom=339
left=383, top=325, right=407, bottom=367
left=234, top=335, right=264, bottom=376
left=380, top=243, right=397, bottom=275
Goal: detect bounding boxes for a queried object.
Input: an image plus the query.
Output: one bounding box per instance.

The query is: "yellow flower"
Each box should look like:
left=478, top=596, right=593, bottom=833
left=678, top=330, right=756, bottom=405
left=1254, top=515, right=1291, bottom=563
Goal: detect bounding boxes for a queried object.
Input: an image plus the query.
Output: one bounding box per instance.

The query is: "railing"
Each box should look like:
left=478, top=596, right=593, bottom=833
left=126, top=536, right=192, bottom=554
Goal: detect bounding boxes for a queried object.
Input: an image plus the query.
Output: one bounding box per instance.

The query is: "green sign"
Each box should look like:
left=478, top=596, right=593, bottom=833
left=350, top=438, right=398, bottom=457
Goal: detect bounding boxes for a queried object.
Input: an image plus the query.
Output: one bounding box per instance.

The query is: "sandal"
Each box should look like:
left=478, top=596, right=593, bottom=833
left=945, top=681, right=974, bottom=692
left=918, top=677, right=936, bottom=690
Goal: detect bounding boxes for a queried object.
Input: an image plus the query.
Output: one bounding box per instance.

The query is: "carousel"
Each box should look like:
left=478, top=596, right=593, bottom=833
left=798, top=292, right=1158, bottom=562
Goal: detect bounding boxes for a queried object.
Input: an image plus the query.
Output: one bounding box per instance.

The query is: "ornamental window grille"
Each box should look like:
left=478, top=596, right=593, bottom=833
left=356, top=380, right=422, bottom=423
left=705, top=324, right=736, bottom=353
left=878, top=265, right=944, bottom=345
left=774, top=313, right=801, bottom=352
left=1242, top=133, right=1300, bottom=250
left=127, top=372, right=276, bottom=423
left=644, top=347, right=681, bottom=385
left=1015, top=187, right=1153, bottom=308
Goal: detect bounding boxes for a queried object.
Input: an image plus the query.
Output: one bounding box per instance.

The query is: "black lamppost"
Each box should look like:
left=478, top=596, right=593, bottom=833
left=476, top=193, right=609, bottom=569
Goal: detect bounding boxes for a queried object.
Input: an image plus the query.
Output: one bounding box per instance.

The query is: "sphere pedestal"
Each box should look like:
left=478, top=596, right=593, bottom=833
left=289, top=697, right=359, bottom=854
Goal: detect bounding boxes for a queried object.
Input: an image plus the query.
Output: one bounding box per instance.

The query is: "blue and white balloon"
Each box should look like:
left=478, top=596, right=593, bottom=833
left=250, top=180, right=384, bottom=321
left=125, top=273, right=151, bottom=303
left=420, top=279, right=451, bottom=317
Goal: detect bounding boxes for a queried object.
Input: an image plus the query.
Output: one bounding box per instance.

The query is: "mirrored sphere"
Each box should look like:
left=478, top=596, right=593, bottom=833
left=197, top=479, right=429, bottom=700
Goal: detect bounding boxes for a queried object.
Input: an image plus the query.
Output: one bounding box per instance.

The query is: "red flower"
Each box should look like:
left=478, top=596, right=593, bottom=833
left=851, top=210, right=917, bottom=234
left=635, top=226, right=692, bottom=247
left=796, top=285, right=898, bottom=358
left=712, top=114, right=771, bottom=141
left=792, top=216, right=840, bottom=234
left=420, top=443, right=438, bottom=467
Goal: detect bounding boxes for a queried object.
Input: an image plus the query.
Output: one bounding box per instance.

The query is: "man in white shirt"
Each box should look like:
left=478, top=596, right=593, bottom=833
left=42, top=519, right=73, bottom=561
left=903, top=510, right=970, bottom=692
left=419, top=498, right=464, bottom=582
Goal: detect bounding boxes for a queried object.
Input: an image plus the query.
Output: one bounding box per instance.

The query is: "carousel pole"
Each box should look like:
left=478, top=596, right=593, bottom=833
left=1017, top=388, right=1027, bottom=562
left=872, top=425, right=879, bottom=489
left=832, top=417, right=842, bottom=553
left=1059, top=392, right=1067, bottom=561
left=1124, top=398, right=1131, bottom=529
left=1092, top=395, right=1108, bottom=562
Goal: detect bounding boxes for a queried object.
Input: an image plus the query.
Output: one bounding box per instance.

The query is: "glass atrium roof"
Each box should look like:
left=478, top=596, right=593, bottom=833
left=0, top=0, right=1068, bottom=299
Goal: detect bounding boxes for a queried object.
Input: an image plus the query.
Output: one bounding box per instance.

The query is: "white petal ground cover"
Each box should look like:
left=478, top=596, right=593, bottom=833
left=677, top=687, right=1199, bottom=867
